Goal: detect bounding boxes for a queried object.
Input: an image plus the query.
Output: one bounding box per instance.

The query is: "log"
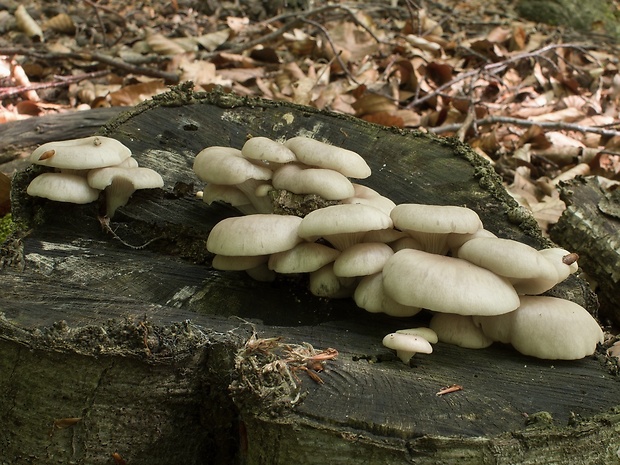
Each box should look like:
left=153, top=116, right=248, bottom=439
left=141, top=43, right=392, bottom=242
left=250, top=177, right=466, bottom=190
left=1, top=86, right=617, bottom=465
left=550, top=176, right=620, bottom=326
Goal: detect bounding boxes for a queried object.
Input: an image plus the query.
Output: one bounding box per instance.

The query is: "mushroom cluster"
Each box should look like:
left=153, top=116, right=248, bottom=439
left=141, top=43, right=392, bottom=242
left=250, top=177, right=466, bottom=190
left=196, top=135, right=603, bottom=362
left=26, top=136, right=164, bottom=218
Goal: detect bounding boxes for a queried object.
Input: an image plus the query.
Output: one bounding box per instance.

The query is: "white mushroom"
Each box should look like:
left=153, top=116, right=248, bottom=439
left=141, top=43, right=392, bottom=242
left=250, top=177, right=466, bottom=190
left=268, top=242, right=340, bottom=274
left=272, top=163, right=355, bottom=200
left=284, top=136, right=371, bottom=178
left=29, top=136, right=132, bottom=170
left=241, top=136, right=297, bottom=164
left=193, top=146, right=272, bottom=185
left=353, top=272, right=421, bottom=317
left=382, top=332, right=433, bottom=364
left=476, top=296, right=604, bottom=360
left=390, top=203, right=482, bottom=255
left=332, top=242, right=394, bottom=277
left=382, top=249, right=520, bottom=316
left=457, top=237, right=561, bottom=295
left=429, top=313, right=493, bottom=349
left=27, top=172, right=101, bottom=204
left=207, top=214, right=303, bottom=256
left=87, top=166, right=164, bottom=217
left=298, top=204, right=393, bottom=250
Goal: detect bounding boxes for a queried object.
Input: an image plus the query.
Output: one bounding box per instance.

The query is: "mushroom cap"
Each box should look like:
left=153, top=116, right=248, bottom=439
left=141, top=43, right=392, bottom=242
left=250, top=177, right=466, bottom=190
left=284, top=136, right=371, bottom=178
left=539, top=247, right=577, bottom=281
left=206, top=214, right=303, bottom=256
left=193, top=146, right=272, bottom=185
left=241, top=137, right=297, bottom=164
left=507, top=296, right=603, bottom=360
left=268, top=242, right=340, bottom=273
left=391, top=203, right=482, bottom=234
left=87, top=166, right=164, bottom=217
left=29, top=136, right=132, bottom=169
left=457, top=237, right=558, bottom=281
left=382, top=249, right=520, bottom=316
left=341, top=184, right=396, bottom=215
left=333, top=242, right=394, bottom=277
left=390, top=203, right=482, bottom=254
left=308, top=263, right=356, bottom=298
left=202, top=183, right=253, bottom=208
left=272, top=163, right=355, bottom=200
left=382, top=332, right=433, bottom=364
left=27, top=172, right=101, bottom=204
left=87, top=166, right=164, bottom=191
left=395, top=327, right=439, bottom=344
left=353, top=272, right=421, bottom=316
left=298, top=204, right=393, bottom=250
left=429, top=313, right=493, bottom=349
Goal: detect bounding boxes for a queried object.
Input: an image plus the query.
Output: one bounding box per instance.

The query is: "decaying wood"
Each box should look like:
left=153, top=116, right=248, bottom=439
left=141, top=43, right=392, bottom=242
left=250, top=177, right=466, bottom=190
left=1, top=86, right=617, bottom=465
left=550, top=176, right=620, bottom=326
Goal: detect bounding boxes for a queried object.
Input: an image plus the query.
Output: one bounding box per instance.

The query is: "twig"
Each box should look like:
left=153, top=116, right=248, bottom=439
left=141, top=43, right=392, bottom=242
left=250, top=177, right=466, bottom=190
left=0, top=70, right=109, bottom=100
left=98, top=216, right=164, bottom=250
left=301, top=18, right=360, bottom=85
left=428, top=114, right=620, bottom=138
left=84, top=0, right=110, bottom=47
left=455, top=104, right=476, bottom=142
left=202, top=18, right=303, bottom=59
left=0, top=48, right=179, bottom=83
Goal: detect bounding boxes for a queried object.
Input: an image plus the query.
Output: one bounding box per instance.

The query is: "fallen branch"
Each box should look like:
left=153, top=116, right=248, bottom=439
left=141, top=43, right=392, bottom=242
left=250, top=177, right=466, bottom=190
left=428, top=114, right=620, bottom=138
left=0, top=48, right=179, bottom=83
left=0, top=70, right=109, bottom=100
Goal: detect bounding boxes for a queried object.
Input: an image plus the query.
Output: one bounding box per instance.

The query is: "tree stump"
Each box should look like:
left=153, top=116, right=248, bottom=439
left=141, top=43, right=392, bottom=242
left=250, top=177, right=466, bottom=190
left=550, top=176, right=620, bottom=327
left=1, top=86, right=618, bottom=465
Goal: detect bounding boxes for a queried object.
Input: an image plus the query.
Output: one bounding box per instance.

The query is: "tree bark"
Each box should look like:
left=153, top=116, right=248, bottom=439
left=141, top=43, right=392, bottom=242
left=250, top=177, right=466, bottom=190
left=1, top=85, right=617, bottom=465
left=550, top=176, right=620, bottom=326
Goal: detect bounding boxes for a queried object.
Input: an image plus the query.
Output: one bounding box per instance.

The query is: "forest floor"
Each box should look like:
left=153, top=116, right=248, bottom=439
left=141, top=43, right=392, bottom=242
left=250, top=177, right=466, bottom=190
left=1, top=0, right=620, bottom=231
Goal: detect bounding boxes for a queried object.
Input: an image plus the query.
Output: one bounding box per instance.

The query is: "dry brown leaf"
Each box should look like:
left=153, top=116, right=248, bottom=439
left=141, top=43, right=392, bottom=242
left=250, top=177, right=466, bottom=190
left=195, top=29, right=230, bottom=52
left=146, top=32, right=187, bottom=56
left=108, top=79, right=168, bottom=106
left=226, top=16, right=249, bottom=33
left=530, top=107, right=585, bottom=123
left=362, top=112, right=405, bottom=127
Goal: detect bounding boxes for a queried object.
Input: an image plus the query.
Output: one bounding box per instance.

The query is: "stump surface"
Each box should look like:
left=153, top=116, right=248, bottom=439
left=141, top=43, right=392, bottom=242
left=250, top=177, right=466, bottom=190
left=1, top=87, right=618, bottom=465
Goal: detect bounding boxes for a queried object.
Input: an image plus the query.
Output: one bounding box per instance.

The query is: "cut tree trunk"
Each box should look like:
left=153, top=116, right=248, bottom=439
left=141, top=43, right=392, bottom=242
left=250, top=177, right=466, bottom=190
left=1, top=86, right=618, bottom=465
left=550, top=176, right=620, bottom=327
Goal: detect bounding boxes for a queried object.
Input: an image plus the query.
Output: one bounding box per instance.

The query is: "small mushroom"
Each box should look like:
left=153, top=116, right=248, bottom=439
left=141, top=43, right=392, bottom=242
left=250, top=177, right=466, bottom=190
left=193, top=146, right=272, bottom=185
left=395, top=327, right=439, bottom=344
left=308, top=262, right=357, bottom=298
left=390, top=203, right=482, bottom=255
left=429, top=313, right=493, bottom=349
left=207, top=214, right=303, bottom=256
left=272, top=163, right=355, bottom=200
left=87, top=166, right=164, bottom=217
left=27, top=172, right=100, bottom=204
left=241, top=136, right=297, bottom=164
left=353, top=272, right=421, bottom=317
left=457, top=237, right=561, bottom=295
left=268, top=242, right=340, bottom=274
left=332, top=242, right=394, bottom=277
left=340, top=184, right=396, bottom=216
left=382, top=332, right=433, bottom=364
left=284, top=136, right=371, bottom=179
left=298, top=203, right=393, bottom=250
